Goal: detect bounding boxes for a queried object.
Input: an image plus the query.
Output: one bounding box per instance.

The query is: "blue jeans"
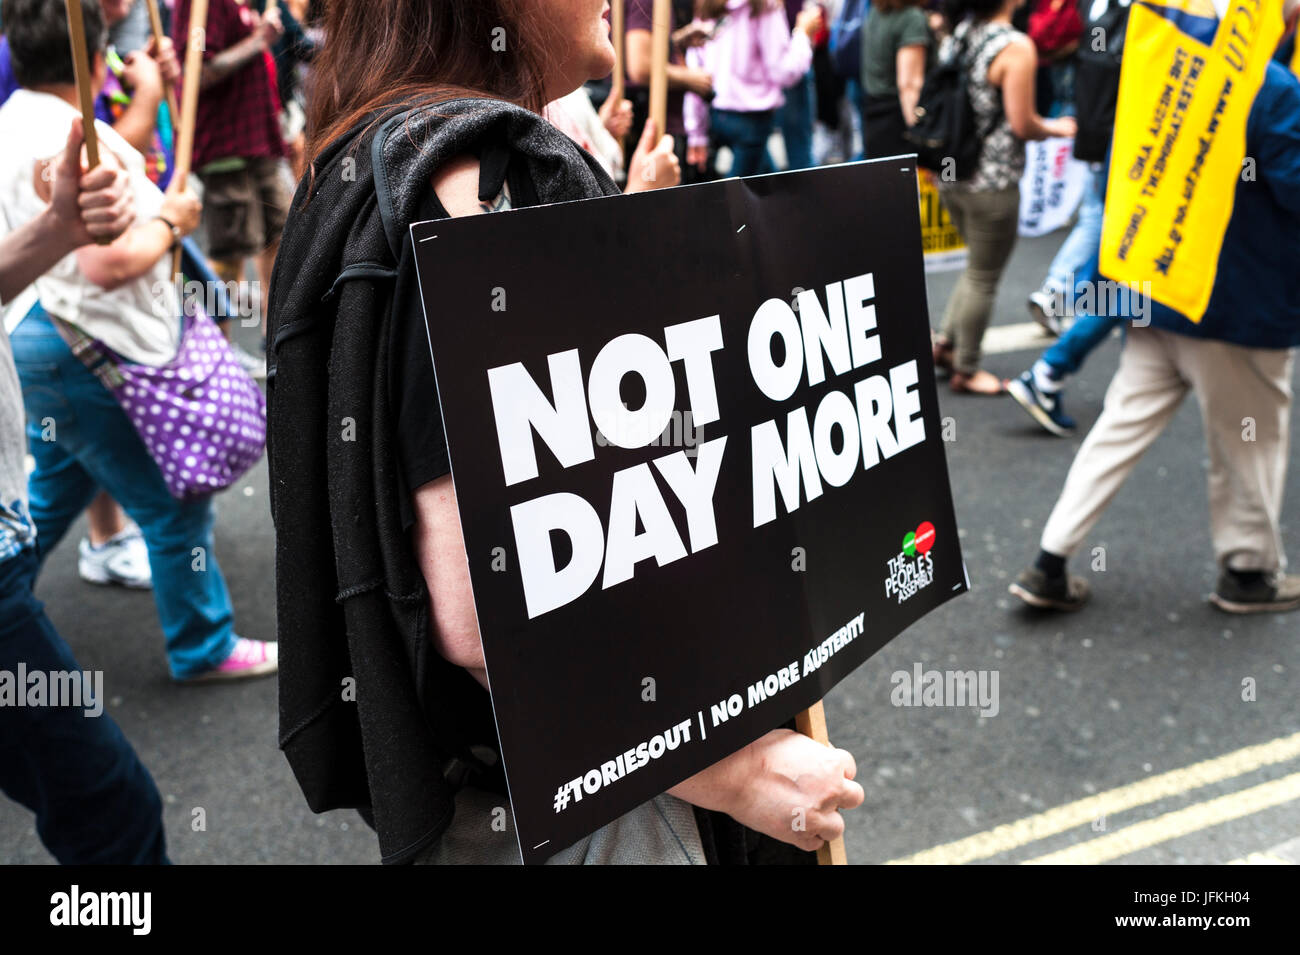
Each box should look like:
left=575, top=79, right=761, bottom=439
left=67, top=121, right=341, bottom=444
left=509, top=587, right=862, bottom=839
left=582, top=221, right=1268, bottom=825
left=10, top=307, right=238, bottom=679
left=1044, top=164, right=1105, bottom=295
left=710, top=108, right=776, bottom=178
left=777, top=70, right=816, bottom=171
left=1042, top=312, right=1122, bottom=376
left=0, top=547, right=168, bottom=863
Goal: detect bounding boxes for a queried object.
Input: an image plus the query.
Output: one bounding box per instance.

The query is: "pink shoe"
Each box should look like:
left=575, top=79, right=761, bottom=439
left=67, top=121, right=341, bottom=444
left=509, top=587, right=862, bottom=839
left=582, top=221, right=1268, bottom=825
left=181, top=638, right=278, bottom=683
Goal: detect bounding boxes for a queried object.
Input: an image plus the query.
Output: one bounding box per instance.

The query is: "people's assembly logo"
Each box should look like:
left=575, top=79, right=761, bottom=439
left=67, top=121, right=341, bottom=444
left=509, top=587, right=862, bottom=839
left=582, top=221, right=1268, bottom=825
left=885, top=521, right=935, bottom=604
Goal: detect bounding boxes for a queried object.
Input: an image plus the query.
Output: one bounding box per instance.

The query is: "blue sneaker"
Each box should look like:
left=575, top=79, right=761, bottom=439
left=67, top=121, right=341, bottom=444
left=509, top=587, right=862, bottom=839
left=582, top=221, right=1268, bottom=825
left=1008, top=371, right=1076, bottom=437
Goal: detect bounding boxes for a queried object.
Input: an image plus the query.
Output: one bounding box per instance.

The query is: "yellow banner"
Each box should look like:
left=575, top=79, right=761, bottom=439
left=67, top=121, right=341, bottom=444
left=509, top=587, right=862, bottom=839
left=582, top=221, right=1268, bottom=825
left=1101, top=0, right=1284, bottom=321
left=917, top=169, right=967, bottom=274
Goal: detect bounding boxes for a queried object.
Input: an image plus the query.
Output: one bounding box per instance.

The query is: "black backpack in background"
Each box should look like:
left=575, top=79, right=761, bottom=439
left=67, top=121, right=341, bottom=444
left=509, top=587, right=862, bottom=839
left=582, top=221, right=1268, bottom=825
left=1073, top=0, right=1131, bottom=162
left=905, top=26, right=1006, bottom=180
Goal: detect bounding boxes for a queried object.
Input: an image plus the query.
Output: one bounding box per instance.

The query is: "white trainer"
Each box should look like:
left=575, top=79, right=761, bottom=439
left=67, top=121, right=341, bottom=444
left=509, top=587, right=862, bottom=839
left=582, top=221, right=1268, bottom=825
left=78, top=527, right=152, bottom=590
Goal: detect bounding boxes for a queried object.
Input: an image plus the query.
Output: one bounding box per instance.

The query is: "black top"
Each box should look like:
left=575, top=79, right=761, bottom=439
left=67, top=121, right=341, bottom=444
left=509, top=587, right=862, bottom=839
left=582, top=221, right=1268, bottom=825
left=390, top=150, right=541, bottom=529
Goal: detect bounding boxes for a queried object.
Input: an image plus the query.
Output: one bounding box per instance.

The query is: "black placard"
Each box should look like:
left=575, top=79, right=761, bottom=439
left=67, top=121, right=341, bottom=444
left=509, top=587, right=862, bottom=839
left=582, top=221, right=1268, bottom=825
left=412, top=158, right=967, bottom=863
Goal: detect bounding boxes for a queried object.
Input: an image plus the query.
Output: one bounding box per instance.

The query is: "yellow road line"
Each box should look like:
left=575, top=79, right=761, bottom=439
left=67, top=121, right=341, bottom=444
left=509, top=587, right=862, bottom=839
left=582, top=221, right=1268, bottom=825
left=1022, top=772, right=1300, bottom=865
left=1228, top=852, right=1292, bottom=865
left=885, top=731, right=1300, bottom=865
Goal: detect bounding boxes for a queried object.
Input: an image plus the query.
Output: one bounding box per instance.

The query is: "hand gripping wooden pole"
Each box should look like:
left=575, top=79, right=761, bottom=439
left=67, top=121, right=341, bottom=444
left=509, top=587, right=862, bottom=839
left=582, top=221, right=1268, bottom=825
left=796, top=701, right=849, bottom=865
left=142, top=0, right=181, bottom=141
left=648, top=0, right=670, bottom=142
left=171, top=0, right=210, bottom=277
left=64, top=0, right=113, bottom=243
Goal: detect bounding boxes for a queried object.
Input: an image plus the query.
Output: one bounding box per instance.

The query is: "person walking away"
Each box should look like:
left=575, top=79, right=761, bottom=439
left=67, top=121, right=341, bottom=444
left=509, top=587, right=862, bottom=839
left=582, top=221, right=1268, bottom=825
left=684, top=0, right=823, bottom=178
left=931, top=0, right=1076, bottom=395
left=860, top=0, right=932, bottom=157
left=0, top=0, right=276, bottom=682
left=1011, top=48, right=1300, bottom=614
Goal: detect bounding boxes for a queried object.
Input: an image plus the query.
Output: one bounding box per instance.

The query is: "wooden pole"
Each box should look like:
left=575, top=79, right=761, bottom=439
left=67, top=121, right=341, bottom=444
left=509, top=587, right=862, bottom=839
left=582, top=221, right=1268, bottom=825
left=64, top=0, right=100, bottom=169
left=610, top=0, right=626, bottom=106
left=171, top=0, right=210, bottom=276
left=795, top=701, right=849, bottom=865
left=648, top=0, right=670, bottom=142
left=142, top=0, right=181, bottom=141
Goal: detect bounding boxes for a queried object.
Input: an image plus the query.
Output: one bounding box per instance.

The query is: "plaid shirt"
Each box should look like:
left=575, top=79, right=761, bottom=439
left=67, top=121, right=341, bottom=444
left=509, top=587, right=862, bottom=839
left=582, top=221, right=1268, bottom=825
left=173, top=0, right=286, bottom=171
left=0, top=499, right=35, bottom=565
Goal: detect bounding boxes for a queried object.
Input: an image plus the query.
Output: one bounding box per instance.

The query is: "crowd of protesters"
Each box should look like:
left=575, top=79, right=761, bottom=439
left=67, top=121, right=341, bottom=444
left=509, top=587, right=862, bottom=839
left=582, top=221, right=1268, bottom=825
left=0, top=0, right=1297, bottom=865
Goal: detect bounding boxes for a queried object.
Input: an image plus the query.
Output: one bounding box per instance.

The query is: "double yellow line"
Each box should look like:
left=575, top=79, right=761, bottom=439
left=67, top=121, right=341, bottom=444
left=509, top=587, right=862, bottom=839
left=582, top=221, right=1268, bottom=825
left=885, top=731, right=1300, bottom=865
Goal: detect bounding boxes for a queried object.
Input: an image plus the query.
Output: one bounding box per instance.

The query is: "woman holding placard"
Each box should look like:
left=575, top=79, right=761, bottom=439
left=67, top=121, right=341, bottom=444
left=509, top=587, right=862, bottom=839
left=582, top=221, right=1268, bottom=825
left=269, top=0, right=863, bottom=865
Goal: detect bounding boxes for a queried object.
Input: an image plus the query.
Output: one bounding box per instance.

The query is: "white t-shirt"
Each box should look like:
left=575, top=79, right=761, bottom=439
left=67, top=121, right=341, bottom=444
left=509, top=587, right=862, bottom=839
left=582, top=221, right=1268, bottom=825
left=0, top=89, right=180, bottom=366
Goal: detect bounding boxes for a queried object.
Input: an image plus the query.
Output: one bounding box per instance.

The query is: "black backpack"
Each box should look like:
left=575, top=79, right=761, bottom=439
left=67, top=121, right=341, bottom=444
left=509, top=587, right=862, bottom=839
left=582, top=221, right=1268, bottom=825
left=904, top=25, right=1008, bottom=180
left=1072, top=0, right=1130, bottom=162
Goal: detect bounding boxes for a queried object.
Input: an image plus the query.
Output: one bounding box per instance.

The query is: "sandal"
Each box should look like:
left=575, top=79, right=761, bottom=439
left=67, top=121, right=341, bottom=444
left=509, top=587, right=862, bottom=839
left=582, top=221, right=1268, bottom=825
left=950, top=369, right=1008, bottom=395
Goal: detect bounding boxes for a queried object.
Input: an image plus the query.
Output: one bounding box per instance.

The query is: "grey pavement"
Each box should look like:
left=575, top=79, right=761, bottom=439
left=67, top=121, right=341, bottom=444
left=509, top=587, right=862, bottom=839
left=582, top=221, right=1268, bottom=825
left=2, top=217, right=1296, bottom=865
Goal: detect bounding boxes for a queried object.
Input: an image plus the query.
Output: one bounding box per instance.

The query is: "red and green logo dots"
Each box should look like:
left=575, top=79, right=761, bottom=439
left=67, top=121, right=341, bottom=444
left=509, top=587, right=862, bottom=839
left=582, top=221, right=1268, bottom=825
left=903, top=521, right=936, bottom=557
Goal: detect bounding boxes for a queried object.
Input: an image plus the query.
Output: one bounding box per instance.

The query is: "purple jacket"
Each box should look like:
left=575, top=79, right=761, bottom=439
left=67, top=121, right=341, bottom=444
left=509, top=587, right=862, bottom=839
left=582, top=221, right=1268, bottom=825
left=684, top=0, right=813, bottom=146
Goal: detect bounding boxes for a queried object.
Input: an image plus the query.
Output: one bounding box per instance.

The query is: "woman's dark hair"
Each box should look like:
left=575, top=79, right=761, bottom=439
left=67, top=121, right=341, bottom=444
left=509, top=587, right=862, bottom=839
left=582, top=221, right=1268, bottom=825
left=942, top=0, right=1006, bottom=23
left=697, top=0, right=768, bottom=19
left=1, top=0, right=105, bottom=88
left=305, top=0, right=558, bottom=165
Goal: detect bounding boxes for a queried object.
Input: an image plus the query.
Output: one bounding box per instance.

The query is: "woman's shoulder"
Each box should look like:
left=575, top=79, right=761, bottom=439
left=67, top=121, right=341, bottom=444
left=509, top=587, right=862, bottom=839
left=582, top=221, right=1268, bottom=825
left=431, top=156, right=514, bottom=219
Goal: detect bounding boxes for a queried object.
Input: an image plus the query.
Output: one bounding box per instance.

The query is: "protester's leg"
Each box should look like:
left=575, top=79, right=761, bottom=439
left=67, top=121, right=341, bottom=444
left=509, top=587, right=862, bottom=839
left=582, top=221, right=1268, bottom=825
left=253, top=157, right=291, bottom=339
left=937, top=190, right=970, bottom=346
left=1043, top=166, right=1104, bottom=297
left=724, top=111, right=776, bottom=178
left=85, top=491, right=126, bottom=546
left=199, top=166, right=257, bottom=341
left=1181, top=339, right=1293, bottom=575
left=9, top=314, right=99, bottom=563
left=1039, top=328, right=1189, bottom=559
left=0, top=549, right=168, bottom=864
left=778, top=70, right=816, bottom=170
left=14, top=312, right=237, bottom=677
left=1041, top=313, right=1123, bottom=377
left=944, top=186, right=1020, bottom=376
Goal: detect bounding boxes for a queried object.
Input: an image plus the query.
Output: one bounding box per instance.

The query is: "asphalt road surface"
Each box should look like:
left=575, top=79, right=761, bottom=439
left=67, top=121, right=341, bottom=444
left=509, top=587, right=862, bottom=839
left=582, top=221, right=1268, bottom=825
left=3, top=216, right=1296, bottom=866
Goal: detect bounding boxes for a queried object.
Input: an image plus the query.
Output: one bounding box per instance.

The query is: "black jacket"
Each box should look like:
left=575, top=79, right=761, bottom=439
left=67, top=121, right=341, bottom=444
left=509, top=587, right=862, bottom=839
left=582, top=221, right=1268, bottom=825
left=266, top=97, right=812, bottom=865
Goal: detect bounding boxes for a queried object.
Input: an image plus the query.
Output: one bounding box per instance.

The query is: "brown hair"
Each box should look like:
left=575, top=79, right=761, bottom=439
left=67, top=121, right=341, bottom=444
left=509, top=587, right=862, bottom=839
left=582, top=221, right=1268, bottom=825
left=872, top=0, right=924, bottom=11
left=305, top=0, right=558, bottom=167
left=697, top=0, right=768, bottom=19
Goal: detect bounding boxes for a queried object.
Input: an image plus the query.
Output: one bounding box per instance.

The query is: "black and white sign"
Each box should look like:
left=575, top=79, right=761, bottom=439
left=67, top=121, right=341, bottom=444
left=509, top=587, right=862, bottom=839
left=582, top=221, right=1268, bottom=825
left=412, top=158, right=967, bottom=863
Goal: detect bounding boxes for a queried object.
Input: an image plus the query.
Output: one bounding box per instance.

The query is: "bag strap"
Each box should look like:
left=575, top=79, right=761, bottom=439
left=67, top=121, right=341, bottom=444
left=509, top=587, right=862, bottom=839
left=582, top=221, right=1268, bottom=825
left=51, top=314, right=125, bottom=390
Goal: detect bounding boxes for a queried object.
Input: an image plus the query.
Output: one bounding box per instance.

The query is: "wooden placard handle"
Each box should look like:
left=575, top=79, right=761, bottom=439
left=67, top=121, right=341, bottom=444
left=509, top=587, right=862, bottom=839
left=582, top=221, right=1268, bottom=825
left=610, top=0, right=626, bottom=105
left=142, top=0, right=181, bottom=138
left=64, top=0, right=100, bottom=169
left=795, top=700, right=848, bottom=865
left=648, top=0, right=670, bottom=142
left=171, top=0, right=210, bottom=277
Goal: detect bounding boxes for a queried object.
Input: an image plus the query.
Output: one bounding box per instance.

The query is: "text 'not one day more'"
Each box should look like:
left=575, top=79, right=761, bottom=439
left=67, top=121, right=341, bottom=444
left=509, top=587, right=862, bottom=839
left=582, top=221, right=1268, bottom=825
left=483, top=273, right=930, bottom=618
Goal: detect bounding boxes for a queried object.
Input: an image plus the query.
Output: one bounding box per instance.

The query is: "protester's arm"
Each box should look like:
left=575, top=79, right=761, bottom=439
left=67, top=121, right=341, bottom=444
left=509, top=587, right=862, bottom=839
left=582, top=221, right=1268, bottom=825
left=992, top=34, right=1076, bottom=141
left=626, top=28, right=714, bottom=97
left=1254, top=68, right=1300, bottom=221
left=414, top=468, right=864, bottom=850
left=114, top=51, right=165, bottom=154
left=196, top=5, right=283, bottom=90
left=75, top=182, right=201, bottom=291
left=682, top=45, right=710, bottom=152
left=896, top=45, right=927, bottom=126
left=758, top=6, right=817, bottom=90
left=1, top=119, right=135, bottom=303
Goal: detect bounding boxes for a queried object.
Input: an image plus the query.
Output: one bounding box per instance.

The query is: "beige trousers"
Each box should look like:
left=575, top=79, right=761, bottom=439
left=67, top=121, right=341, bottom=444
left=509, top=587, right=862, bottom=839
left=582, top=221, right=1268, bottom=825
left=1041, top=327, right=1294, bottom=573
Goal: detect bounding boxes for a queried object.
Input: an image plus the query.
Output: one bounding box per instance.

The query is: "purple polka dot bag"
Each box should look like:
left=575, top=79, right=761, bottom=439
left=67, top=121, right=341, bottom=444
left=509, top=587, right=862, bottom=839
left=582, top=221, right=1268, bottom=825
left=63, top=305, right=266, bottom=501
